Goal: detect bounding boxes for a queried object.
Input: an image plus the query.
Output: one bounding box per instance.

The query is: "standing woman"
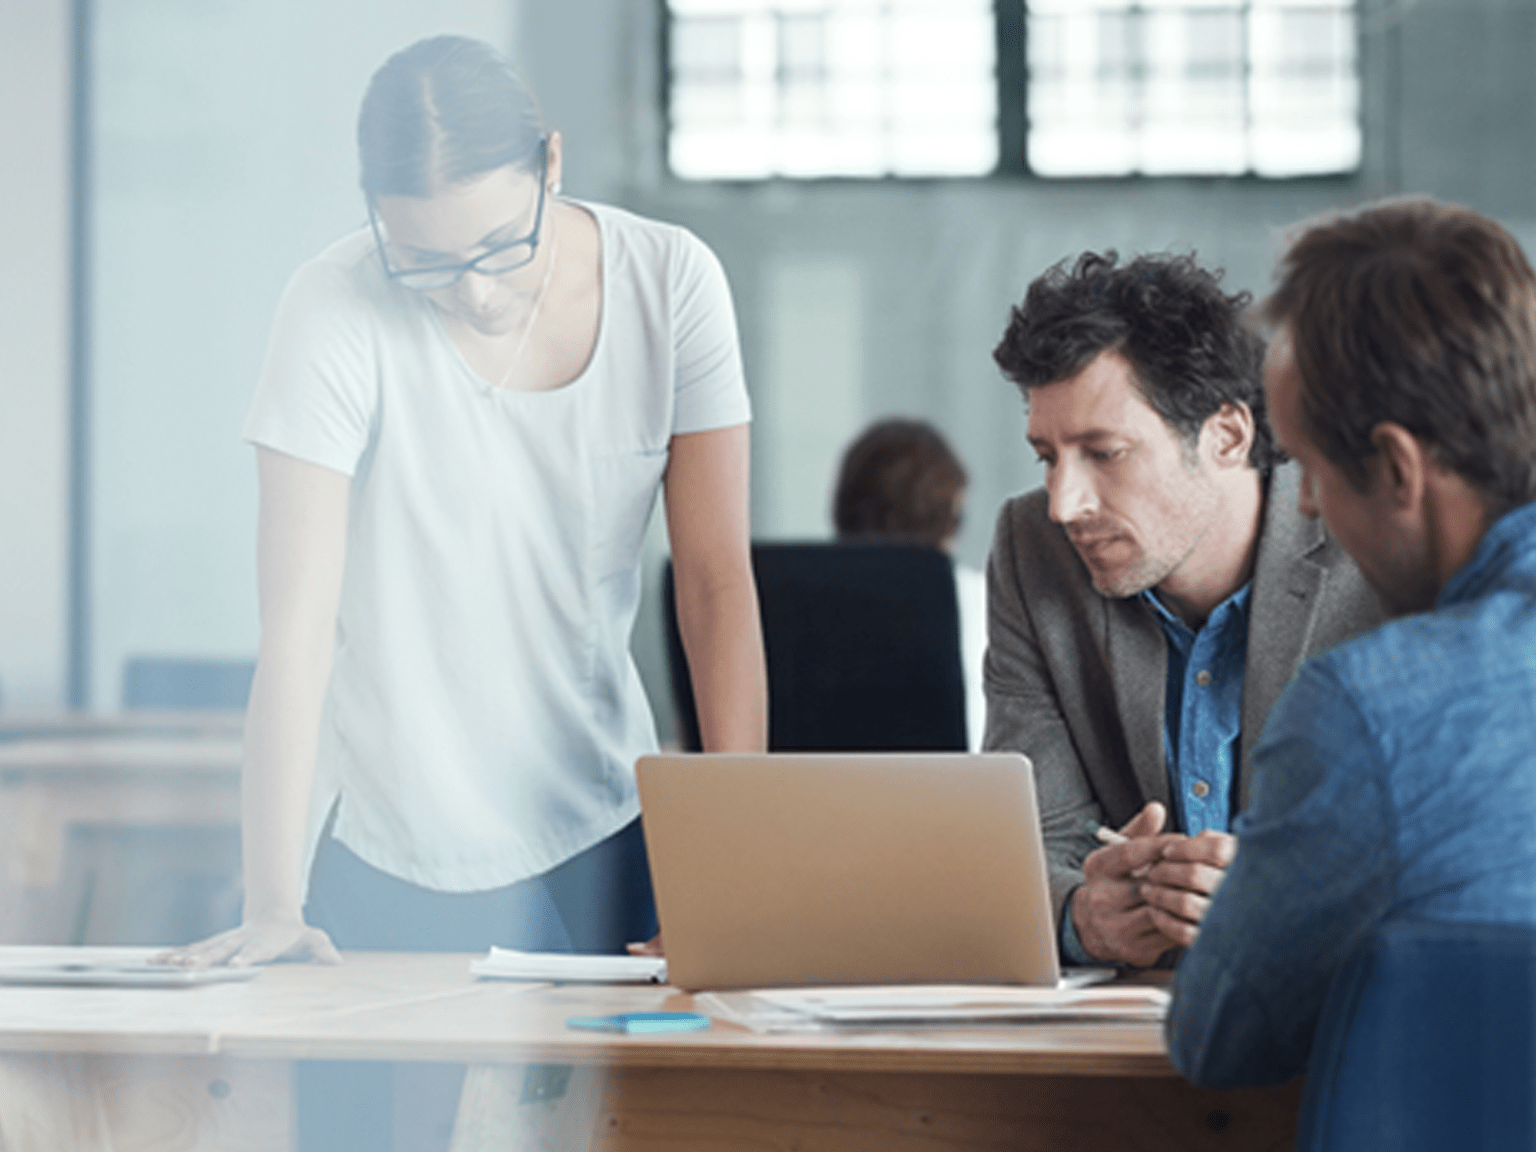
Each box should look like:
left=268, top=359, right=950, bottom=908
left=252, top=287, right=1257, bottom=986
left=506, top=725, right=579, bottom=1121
left=174, top=35, right=766, bottom=967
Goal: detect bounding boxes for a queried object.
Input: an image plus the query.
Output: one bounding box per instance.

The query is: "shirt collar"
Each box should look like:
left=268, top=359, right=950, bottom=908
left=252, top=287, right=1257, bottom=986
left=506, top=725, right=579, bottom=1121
left=1140, top=581, right=1254, bottom=640
left=1438, top=500, right=1536, bottom=609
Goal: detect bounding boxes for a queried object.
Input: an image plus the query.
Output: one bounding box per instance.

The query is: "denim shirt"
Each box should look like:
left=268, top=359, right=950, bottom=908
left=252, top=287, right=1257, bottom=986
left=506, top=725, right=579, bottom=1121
left=1059, top=582, right=1252, bottom=963
left=1144, top=583, right=1253, bottom=835
left=1168, top=501, right=1536, bottom=1088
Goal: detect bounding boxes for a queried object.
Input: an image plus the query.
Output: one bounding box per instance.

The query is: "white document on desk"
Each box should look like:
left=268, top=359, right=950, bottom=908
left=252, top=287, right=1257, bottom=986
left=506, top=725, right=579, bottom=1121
left=470, top=947, right=667, bottom=984
left=699, top=983, right=1168, bottom=1032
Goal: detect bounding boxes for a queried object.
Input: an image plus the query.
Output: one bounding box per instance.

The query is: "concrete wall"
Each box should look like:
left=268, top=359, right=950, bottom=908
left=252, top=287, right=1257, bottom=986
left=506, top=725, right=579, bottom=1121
left=518, top=0, right=1536, bottom=738
left=0, top=3, right=71, bottom=709
left=86, top=0, right=513, bottom=708
left=3, top=0, right=1535, bottom=723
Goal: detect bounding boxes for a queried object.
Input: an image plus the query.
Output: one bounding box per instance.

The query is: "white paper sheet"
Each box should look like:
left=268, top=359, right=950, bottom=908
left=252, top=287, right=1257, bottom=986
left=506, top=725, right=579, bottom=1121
left=698, top=982, right=1168, bottom=1031
left=469, top=947, right=667, bottom=984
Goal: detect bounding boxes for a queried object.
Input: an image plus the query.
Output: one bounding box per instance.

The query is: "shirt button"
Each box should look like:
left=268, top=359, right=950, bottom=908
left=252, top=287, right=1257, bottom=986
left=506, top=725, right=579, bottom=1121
left=1195, top=670, right=1213, bottom=687
left=1191, top=781, right=1211, bottom=798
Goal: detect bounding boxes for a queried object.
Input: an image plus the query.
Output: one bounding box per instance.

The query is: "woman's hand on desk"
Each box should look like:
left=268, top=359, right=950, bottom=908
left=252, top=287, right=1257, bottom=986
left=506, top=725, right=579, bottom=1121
left=154, top=918, right=343, bottom=968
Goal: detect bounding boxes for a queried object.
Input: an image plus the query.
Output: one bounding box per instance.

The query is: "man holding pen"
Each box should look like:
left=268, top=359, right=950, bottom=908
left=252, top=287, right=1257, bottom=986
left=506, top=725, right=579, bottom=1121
left=1169, top=197, right=1536, bottom=1084
left=986, top=251, right=1384, bottom=967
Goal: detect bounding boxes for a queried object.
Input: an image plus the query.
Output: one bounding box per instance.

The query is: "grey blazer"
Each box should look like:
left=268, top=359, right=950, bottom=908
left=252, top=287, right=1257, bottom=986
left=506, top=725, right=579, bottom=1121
left=982, top=462, right=1387, bottom=927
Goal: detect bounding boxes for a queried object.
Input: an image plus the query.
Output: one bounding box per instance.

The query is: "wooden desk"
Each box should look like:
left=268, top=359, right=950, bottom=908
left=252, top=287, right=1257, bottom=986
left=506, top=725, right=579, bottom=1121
left=0, top=733, right=243, bottom=943
left=0, top=948, right=1301, bottom=1151
left=0, top=710, right=244, bottom=742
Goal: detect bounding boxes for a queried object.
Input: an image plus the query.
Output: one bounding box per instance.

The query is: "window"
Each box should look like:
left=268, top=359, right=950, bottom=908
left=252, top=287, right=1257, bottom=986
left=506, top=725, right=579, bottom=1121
left=663, top=0, right=1359, bottom=180
left=1026, top=1, right=1360, bottom=178
left=666, top=0, right=998, bottom=178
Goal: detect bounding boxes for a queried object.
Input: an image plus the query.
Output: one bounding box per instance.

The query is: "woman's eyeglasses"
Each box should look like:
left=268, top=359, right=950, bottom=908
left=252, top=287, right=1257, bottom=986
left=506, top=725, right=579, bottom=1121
left=369, top=140, right=549, bottom=292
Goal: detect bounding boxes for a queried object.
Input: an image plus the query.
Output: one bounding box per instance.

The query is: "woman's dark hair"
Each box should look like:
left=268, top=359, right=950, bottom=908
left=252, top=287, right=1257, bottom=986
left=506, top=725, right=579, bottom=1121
left=1263, top=196, right=1536, bottom=516
left=993, top=250, right=1280, bottom=475
left=833, top=419, right=968, bottom=547
left=358, top=35, right=545, bottom=198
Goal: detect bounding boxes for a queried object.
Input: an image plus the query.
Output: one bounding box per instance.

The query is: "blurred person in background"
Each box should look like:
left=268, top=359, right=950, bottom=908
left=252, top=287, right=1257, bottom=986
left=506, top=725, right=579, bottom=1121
left=833, top=417, right=986, bottom=750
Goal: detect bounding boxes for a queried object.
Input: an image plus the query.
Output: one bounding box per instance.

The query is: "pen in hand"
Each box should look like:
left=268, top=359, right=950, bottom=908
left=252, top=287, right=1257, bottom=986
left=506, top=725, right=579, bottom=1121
left=1086, top=819, right=1128, bottom=845
left=1087, top=818, right=1163, bottom=882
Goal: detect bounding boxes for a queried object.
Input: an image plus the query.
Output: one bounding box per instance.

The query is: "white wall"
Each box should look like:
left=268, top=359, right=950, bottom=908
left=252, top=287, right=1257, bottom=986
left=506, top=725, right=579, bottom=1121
left=87, top=0, right=514, bottom=708
left=0, top=3, right=71, bottom=709
left=7, top=0, right=1536, bottom=725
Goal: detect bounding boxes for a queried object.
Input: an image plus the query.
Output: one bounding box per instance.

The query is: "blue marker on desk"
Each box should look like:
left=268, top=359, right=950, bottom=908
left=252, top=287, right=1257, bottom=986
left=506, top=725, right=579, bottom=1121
left=566, top=1012, right=710, bottom=1034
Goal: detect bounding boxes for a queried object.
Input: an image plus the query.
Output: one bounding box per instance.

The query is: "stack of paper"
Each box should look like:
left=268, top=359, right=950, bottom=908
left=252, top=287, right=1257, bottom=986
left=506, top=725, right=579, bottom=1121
left=697, top=983, right=1168, bottom=1032
left=469, top=947, right=667, bottom=984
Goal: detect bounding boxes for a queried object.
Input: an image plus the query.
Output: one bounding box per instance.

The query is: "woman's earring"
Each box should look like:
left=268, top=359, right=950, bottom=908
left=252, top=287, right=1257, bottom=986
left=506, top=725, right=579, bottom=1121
left=551, top=180, right=562, bottom=196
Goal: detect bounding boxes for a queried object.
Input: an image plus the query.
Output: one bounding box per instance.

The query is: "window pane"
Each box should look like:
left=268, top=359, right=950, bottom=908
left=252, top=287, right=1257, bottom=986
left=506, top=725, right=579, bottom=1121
left=1026, top=1, right=1359, bottom=178
left=668, top=0, right=997, bottom=179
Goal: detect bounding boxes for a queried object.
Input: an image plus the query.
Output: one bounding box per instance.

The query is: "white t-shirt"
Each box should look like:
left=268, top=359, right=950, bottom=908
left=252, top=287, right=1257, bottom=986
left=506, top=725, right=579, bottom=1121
left=243, top=201, right=751, bottom=892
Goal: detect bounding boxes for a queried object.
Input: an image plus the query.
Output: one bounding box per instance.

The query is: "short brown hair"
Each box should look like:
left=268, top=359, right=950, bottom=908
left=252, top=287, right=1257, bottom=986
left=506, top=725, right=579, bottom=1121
left=1264, top=196, right=1536, bottom=516
left=833, top=419, right=967, bottom=546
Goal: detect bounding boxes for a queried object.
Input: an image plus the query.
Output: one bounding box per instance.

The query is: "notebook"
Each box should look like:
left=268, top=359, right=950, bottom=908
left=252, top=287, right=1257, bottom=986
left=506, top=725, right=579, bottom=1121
left=636, top=752, right=1061, bottom=992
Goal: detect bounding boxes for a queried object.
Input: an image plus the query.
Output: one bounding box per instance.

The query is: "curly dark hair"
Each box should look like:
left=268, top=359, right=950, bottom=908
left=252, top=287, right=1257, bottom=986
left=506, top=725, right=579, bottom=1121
left=833, top=419, right=968, bottom=546
left=1263, top=196, right=1536, bottom=517
left=992, top=251, right=1280, bottom=474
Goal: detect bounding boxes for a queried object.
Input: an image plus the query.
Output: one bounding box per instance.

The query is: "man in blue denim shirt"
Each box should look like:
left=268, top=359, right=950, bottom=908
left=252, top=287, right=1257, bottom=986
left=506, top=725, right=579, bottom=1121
left=1169, top=197, right=1536, bottom=1086
left=988, top=253, right=1384, bottom=967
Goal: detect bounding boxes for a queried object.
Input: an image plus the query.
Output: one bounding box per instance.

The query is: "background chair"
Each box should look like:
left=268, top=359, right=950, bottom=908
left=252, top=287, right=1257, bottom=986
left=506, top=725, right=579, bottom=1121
left=58, top=823, right=242, bottom=946
left=121, top=654, right=256, bottom=710
left=665, top=541, right=967, bottom=752
left=1298, top=917, right=1536, bottom=1151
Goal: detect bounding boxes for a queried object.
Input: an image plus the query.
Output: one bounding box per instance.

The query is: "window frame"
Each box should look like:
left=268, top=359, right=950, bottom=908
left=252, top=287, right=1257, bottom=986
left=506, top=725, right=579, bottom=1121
left=658, top=0, right=1362, bottom=184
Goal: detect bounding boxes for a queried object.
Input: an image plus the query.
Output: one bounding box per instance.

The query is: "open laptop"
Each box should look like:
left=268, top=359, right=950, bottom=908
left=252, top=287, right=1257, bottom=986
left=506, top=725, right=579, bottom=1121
left=636, top=751, right=1063, bottom=992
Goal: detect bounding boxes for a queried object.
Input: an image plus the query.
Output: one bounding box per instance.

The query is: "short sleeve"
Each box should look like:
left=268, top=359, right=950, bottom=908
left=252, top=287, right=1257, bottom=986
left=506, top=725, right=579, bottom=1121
left=242, top=254, right=380, bottom=476
left=668, top=230, right=751, bottom=435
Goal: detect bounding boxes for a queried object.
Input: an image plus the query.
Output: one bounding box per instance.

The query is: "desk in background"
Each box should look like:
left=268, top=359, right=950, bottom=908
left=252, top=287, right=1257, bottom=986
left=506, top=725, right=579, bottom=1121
left=0, top=718, right=244, bottom=944
left=0, top=948, right=1301, bottom=1151
left=0, top=709, right=244, bottom=743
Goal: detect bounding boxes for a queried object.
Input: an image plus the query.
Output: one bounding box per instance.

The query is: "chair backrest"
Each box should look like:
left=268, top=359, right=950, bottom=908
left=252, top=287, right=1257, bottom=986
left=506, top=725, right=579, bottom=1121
left=665, top=541, right=966, bottom=753
left=1298, top=917, right=1536, bottom=1152
left=121, top=655, right=256, bottom=711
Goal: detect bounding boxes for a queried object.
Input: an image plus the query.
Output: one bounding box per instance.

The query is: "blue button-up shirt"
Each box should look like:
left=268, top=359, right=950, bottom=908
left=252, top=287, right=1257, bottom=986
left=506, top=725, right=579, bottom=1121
left=1168, top=501, right=1536, bottom=1088
left=1142, top=583, right=1253, bottom=835
left=1059, top=582, right=1252, bottom=964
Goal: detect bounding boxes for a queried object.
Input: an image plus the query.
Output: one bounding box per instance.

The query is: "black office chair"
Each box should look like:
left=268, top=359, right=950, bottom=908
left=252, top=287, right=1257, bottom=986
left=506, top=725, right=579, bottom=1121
left=121, top=655, right=256, bottom=710
left=665, top=541, right=967, bottom=752
left=1297, top=917, right=1536, bottom=1151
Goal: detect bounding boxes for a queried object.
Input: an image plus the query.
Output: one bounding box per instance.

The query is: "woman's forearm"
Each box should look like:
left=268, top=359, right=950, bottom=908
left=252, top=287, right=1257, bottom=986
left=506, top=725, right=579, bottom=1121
left=239, top=633, right=335, bottom=922
left=241, top=449, right=352, bottom=924
left=674, top=566, right=767, bottom=752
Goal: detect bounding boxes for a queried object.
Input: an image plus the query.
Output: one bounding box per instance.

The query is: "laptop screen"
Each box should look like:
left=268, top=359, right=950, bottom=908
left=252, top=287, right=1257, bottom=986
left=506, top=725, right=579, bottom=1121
left=637, top=752, right=1059, bottom=991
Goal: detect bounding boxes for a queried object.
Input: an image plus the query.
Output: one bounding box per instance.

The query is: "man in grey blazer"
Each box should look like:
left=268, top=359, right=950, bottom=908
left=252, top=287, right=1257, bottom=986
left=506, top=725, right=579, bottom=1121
left=985, top=250, right=1384, bottom=967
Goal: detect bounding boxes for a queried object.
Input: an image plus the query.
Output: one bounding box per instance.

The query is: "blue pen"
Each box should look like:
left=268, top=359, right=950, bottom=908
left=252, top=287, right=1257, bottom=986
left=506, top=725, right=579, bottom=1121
left=565, top=1012, right=710, bottom=1034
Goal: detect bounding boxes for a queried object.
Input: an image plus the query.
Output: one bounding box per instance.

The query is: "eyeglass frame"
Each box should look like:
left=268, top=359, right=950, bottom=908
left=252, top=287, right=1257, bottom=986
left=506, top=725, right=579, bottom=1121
left=367, top=138, right=550, bottom=291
